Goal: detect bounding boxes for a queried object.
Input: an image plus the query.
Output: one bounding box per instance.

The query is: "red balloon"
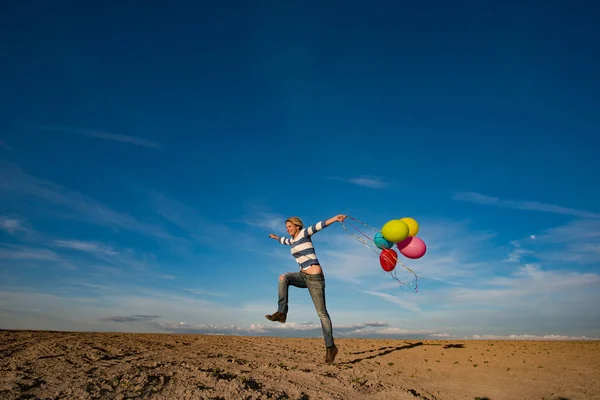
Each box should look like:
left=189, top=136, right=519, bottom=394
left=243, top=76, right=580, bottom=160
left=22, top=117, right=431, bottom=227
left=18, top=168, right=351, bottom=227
left=379, top=248, right=398, bottom=272
left=398, top=236, right=426, bottom=259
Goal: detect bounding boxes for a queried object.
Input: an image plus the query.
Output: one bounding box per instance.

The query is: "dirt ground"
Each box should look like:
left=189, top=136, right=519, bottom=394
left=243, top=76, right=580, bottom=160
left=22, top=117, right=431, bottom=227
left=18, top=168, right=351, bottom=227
left=1, top=330, right=598, bottom=400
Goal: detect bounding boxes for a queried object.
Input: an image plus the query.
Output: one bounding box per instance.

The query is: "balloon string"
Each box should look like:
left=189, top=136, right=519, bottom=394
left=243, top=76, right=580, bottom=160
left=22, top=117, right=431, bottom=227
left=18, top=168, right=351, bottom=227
left=340, top=221, right=378, bottom=255
left=340, top=216, right=419, bottom=292
left=347, top=216, right=380, bottom=234
left=349, top=222, right=375, bottom=241
left=380, top=250, right=419, bottom=292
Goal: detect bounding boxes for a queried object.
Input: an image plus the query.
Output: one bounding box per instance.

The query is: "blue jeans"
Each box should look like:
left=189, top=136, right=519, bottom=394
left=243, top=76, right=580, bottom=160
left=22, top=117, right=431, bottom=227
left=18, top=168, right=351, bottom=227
left=277, top=271, right=334, bottom=347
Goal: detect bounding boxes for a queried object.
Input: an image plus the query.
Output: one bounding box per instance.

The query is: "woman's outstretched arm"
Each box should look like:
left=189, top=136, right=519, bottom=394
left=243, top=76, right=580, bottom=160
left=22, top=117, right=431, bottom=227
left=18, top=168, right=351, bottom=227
left=269, top=233, right=292, bottom=245
left=305, top=214, right=347, bottom=236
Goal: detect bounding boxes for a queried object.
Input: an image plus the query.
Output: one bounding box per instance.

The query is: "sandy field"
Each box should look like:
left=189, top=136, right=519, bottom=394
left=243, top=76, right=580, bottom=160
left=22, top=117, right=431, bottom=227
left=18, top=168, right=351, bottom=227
left=1, top=330, right=598, bottom=400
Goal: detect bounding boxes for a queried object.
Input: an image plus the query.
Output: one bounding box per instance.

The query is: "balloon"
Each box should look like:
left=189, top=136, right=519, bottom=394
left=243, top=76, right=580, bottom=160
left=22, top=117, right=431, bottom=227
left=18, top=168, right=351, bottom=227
left=381, top=219, right=409, bottom=243
left=398, top=236, right=427, bottom=259
left=374, top=231, right=394, bottom=249
left=396, top=236, right=411, bottom=250
left=400, top=217, right=419, bottom=237
left=379, top=248, right=398, bottom=272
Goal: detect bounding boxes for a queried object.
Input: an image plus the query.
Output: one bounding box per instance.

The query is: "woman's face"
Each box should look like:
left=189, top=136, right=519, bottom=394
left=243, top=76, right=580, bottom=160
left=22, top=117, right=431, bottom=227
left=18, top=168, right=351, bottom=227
left=286, top=221, right=300, bottom=237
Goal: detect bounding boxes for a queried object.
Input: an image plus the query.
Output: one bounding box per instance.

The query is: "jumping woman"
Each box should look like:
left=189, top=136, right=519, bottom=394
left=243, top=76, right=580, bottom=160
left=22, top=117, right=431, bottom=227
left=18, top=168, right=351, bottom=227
left=266, top=214, right=346, bottom=365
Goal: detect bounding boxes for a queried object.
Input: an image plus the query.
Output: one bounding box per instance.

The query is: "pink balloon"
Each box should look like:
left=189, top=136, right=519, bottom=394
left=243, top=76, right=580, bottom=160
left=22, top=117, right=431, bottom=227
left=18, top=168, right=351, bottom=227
left=396, top=237, right=411, bottom=250
left=398, top=236, right=426, bottom=259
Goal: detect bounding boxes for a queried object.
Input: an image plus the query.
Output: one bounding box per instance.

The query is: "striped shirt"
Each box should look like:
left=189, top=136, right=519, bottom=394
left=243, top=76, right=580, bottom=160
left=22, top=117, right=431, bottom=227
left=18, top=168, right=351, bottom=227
left=279, top=220, right=328, bottom=270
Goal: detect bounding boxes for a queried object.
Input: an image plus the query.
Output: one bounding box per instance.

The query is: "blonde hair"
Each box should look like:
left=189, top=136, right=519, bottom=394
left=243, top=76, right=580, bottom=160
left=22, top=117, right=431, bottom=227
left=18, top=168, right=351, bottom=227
left=285, top=216, right=303, bottom=229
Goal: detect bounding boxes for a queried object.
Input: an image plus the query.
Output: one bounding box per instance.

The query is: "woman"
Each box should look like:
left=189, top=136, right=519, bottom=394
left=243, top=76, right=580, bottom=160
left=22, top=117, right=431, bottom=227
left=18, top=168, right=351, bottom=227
left=266, top=214, right=346, bottom=365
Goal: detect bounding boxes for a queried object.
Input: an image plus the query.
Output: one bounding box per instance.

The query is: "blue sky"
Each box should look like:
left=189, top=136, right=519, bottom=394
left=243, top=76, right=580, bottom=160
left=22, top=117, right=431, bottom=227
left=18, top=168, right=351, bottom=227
left=1, top=1, right=599, bottom=340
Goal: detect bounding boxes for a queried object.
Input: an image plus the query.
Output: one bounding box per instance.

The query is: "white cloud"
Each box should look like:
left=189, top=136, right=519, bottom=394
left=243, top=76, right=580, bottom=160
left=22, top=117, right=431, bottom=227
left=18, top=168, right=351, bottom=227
left=0, top=244, right=77, bottom=270
left=0, top=234, right=171, bottom=279
left=411, top=261, right=600, bottom=336
left=325, top=175, right=393, bottom=189
left=146, top=319, right=443, bottom=338
left=320, top=246, right=385, bottom=283
left=0, top=287, right=237, bottom=330
left=51, top=239, right=118, bottom=256
left=242, top=212, right=285, bottom=232
left=504, top=240, right=533, bottom=263
left=185, top=288, right=227, bottom=298
left=325, top=214, right=600, bottom=337
left=0, top=163, right=172, bottom=240
left=437, top=264, right=599, bottom=305
left=348, top=176, right=392, bottom=188
left=453, top=191, right=600, bottom=219
left=66, top=282, right=115, bottom=293
left=39, top=126, right=162, bottom=149
left=0, top=283, right=434, bottom=338
left=361, top=290, right=421, bottom=312
left=3, top=284, right=597, bottom=338
left=2, top=177, right=599, bottom=340
left=0, top=245, right=60, bottom=261
left=470, top=334, right=599, bottom=340
left=149, top=191, right=246, bottom=249
left=530, top=219, right=600, bottom=264
left=0, top=216, right=32, bottom=235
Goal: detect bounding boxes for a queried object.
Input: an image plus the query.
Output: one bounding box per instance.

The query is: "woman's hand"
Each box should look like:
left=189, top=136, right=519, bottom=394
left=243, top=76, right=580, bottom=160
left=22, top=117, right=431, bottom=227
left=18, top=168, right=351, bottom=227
left=333, top=214, right=347, bottom=223
left=269, top=233, right=278, bottom=239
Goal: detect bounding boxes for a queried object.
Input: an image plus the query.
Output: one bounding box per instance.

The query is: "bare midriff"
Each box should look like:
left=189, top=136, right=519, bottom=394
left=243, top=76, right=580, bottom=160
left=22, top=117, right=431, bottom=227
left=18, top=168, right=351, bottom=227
left=302, top=264, right=323, bottom=274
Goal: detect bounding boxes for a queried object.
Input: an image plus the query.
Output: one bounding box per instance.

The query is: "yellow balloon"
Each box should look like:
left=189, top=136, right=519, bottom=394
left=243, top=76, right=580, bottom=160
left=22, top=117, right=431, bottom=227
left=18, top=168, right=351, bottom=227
left=381, top=219, right=409, bottom=243
left=401, top=217, right=419, bottom=237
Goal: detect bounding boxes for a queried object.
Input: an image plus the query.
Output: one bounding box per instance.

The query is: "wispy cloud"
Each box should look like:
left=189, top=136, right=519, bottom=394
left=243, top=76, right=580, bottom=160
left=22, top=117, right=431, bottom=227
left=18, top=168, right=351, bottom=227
left=100, top=314, right=161, bottom=323
left=0, top=287, right=239, bottom=331
left=361, top=290, right=421, bottom=312
left=319, top=243, right=383, bottom=283
left=0, top=216, right=33, bottom=235
left=149, top=191, right=251, bottom=249
left=326, top=175, right=392, bottom=189
left=0, top=140, right=10, bottom=150
left=0, top=218, right=173, bottom=278
left=0, top=212, right=171, bottom=278
left=155, top=321, right=599, bottom=339
left=0, top=244, right=77, bottom=269
left=67, top=282, right=115, bottom=293
left=114, top=317, right=600, bottom=340
left=47, top=238, right=169, bottom=277
left=39, top=126, right=162, bottom=149
left=149, top=319, right=441, bottom=338
left=51, top=239, right=119, bottom=256
left=242, top=212, right=285, bottom=232
left=453, top=263, right=599, bottom=303
left=185, top=288, right=227, bottom=298
left=531, top=219, right=600, bottom=264
left=0, top=163, right=172, bottom=240
left=504, top=240, right=533, bottom=263
left=0, top=245, right=60, bottom=261
left=453, top=191, right=600, bottom=219
left=417, top=261, right=600, bottom=335
left=469, top=334, right=599, bottom=340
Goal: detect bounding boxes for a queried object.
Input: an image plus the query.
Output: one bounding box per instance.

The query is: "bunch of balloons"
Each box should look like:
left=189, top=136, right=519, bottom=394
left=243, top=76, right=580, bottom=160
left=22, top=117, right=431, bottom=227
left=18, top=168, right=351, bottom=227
left=373, top=217, right=426, bottom=272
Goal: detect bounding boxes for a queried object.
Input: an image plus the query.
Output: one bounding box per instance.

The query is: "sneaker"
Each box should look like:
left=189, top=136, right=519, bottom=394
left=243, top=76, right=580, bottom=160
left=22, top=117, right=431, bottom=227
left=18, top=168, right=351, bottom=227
left=265, top=312, right=287, bottom=323
left=325, top=345, right=338, bottom=365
